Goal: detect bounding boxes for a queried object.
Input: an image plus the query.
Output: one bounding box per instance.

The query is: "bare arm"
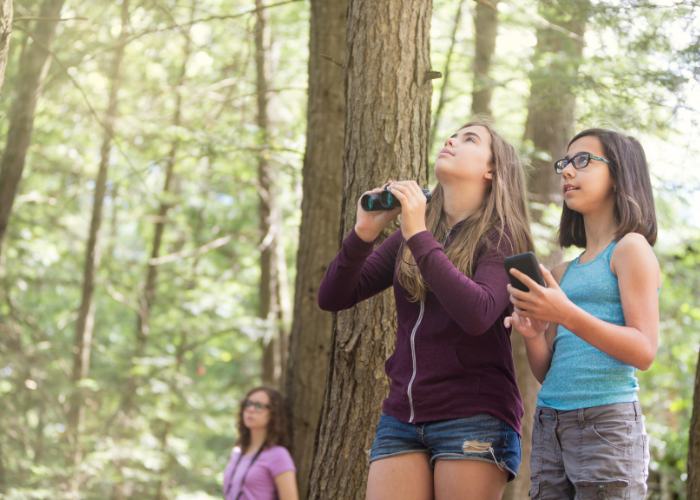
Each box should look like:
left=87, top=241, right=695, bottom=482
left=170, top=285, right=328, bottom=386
left=565, top=233, right=659, bottom=369
left=274, top=470, right=299, bottom=500
left=509, top=233, right=660, bottom=371
left=507, top=262, right=568, bottom=383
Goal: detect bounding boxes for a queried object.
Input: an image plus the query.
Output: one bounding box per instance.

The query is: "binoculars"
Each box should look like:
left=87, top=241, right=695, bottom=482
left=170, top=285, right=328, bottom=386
left=361, top=186, right=432, bottom=212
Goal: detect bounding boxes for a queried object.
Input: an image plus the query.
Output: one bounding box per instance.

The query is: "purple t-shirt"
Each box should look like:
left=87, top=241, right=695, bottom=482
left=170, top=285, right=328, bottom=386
left=222, top=445, right=295, bottom=500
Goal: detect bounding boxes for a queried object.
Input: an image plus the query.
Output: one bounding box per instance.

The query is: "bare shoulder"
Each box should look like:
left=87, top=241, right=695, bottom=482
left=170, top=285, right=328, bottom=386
left=611, top=232, right=660, bottom=278
left=550, top=260, right=572, bottom=284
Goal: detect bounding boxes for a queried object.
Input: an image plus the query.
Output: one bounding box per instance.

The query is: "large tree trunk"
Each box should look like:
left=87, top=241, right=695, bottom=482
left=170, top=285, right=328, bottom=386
left=0, top=0, right=12, bottom=98
left=306, top=1, right=433, bottom=498
left=284, top=0, right=346, bottom=496
left=0, top=0, right=65, bottom=255
left=430, top=0, right=464, bottom=151
left=689, top=351, right=700, bottom=499
left=471, top=0, right=499, bottom=116
left=254, top=0, right=283, bottom=389
left=66, top=0, right=130, bottom=483
left=503, top=3, right=588, bottom=499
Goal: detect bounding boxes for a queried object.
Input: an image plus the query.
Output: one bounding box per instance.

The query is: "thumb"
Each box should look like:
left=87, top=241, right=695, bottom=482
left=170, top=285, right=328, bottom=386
left=540, top=264, right=558, bottom=289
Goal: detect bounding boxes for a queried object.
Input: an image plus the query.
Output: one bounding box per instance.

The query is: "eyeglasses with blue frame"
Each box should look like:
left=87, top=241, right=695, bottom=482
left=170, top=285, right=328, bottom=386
left=554, top=152, right=609, bottom=174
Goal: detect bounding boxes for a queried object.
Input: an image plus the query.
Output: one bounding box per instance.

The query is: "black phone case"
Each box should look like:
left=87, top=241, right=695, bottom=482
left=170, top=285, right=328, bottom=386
left=503, top=252, right=546, bottom=292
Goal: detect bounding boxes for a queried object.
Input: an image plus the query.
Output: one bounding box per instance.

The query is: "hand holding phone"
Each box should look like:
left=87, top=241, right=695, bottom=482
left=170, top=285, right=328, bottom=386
left=503, top=252, right=546, bottom=292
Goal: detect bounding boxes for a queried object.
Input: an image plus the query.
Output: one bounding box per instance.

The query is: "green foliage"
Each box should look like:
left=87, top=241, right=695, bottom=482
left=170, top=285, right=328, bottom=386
left=0, top=0, right=698, bottom=498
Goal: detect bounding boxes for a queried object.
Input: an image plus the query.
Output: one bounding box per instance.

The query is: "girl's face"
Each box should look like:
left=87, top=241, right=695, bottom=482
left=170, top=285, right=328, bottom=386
left=434, top=125, right=494, bottom=185
left=561, top=136, right=615, bottom=214
left=242, top=390, right=271, bottom=432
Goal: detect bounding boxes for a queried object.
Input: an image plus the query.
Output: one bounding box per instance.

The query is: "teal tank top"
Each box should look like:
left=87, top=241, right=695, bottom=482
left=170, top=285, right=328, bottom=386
left=536, top=241, right=640, bottom=410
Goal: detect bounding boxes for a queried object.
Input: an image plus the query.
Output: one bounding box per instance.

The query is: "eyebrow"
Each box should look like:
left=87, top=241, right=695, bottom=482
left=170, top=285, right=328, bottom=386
left=450, top=131, right=481, bottom=141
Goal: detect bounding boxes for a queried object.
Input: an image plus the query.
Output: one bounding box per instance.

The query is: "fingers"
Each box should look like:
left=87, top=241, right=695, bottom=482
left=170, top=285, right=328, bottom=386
left=509, top=268, right=542, bottom=292
left=506, top=284, right=525, bottom=299
left=387, top=183, right=409, bottom=203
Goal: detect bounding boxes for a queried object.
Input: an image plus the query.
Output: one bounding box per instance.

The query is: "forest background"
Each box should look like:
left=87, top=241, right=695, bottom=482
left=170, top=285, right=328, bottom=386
left=0, top=0, right=699, bottom=498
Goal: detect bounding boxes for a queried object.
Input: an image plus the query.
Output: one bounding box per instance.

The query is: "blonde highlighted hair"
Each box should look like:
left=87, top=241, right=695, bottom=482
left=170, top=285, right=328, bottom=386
left=397, top=119, right=534, bottom=301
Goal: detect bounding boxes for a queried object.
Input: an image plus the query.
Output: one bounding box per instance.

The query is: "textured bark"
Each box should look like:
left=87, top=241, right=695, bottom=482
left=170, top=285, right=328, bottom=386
left=503, top=3, right=588, bottom=499
left=255, top=0, right=282, bottom=389
left=471, top=0, right=499, bottom=116
left=0, top=0, right=65, bottom=255
left=502, top=333, right=541, bottom=500
left=284, top=0, right=346, bottom=496
left=67, top=0, right=130, bottom=478
left=0, top=0, right=12, bottom=98
left=689, top=350, right=700, bottom=499
left=430, top=0, right=464, bottom=150
left=306, top=0, right=433, bottom=498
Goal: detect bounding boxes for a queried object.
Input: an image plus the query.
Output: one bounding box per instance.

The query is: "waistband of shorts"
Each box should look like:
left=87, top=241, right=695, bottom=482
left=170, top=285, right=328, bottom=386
left=535, top=401, right=643, bottom=424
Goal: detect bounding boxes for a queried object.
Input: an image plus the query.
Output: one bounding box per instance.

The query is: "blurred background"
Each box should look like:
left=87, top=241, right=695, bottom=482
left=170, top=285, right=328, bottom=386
left=0, top=0, right=698, bottom=498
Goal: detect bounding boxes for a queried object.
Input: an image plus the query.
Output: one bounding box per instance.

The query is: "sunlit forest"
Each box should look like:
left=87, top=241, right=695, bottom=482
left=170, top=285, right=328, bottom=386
left=0, top=0, right=699, bottom=498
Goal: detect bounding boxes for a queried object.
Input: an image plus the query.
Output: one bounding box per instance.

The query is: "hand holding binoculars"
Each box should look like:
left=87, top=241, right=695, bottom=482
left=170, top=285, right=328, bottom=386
left=360, top=185, right=432, bottom=212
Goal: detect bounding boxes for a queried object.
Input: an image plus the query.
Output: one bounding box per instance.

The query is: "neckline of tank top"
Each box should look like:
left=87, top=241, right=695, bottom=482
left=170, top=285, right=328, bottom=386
left=572, top=240, right=617, bottom=268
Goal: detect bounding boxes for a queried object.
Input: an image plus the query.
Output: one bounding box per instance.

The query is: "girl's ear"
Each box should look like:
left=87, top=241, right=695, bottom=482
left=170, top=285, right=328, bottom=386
left=484, top=170, right=494, bottom=181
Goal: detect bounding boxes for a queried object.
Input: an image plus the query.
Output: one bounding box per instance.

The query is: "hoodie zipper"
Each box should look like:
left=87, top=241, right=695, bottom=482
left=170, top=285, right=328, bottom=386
left=407, top=299, right=424, bottom=423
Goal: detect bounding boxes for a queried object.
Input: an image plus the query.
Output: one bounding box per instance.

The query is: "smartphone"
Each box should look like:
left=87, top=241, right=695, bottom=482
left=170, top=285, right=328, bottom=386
left=503, top=252, right=546, bottom=292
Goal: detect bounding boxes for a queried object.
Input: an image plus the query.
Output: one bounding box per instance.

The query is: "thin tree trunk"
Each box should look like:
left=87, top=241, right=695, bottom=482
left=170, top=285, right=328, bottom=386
left=121, top=0, right=194, bottom=417
left=306, top=0, right=433, bottom=497
left=66, top=1, right=129, bottom=482
left=430, top=0, right=464, bottom=150
left=255, top=0, right=282, bottom=388
left=0, top=0, right=12, bottom=98
left=284, top=0, right=346, bottom=496
left=470, top=0, right=500, bottom=116
left=275, top=206, right=292, bottom=389
left=688, top=347, right=700, bottom=499
left=503, top=3, right=588, bottom=499
left=0, top=433, right=5, bottom=494
left=0, top=0, right=65, bottom=255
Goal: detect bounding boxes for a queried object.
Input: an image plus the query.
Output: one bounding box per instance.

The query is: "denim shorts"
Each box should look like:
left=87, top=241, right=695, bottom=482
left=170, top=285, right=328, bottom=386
left=369, top=412, right=522, bottom=482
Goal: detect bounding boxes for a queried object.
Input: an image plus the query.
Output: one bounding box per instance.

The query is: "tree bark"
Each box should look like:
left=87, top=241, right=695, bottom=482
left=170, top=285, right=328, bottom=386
left=0, top=0, right=65, bottom=255
left=430, top=0, right=464, bottom=151
left=503, top=3, right=588, bottom=499
left=306, top=0, right=433, bottom=498
left=255, top=0, right=284, bottom=389
left=0, top=0, right=12, bottom=98
left=284, top=0, right=346, bottom=496
left=470, top=0, right=500, bottom=116
left=66, top=0, right=130, bottom=480
left=688, top=348, right=700, bottom=499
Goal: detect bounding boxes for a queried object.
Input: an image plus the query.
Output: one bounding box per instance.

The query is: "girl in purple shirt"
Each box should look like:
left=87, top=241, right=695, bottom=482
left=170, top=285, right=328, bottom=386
left=222, top=387, right=298, bottom=500
left=319, top=120, right=534, bottom=500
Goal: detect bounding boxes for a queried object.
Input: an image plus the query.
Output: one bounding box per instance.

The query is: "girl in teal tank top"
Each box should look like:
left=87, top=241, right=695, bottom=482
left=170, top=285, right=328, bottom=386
left=504, top=129, right=661, bottom=500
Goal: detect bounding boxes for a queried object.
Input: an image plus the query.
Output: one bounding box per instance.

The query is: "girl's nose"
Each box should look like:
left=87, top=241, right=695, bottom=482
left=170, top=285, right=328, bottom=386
left=444, top=136, right=455, bottom=148
left=561, top=163, right=576, bottom=178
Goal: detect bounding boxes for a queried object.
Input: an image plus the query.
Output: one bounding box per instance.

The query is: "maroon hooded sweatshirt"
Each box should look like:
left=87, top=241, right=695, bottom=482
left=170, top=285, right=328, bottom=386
left=318, top=222, right=524, bottom=435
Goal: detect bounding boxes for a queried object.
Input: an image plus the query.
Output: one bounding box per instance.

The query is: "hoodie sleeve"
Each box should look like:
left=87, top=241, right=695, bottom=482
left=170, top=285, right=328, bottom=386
left=405, top=227, right=514, bottom=336
left=317, top=228, right=403, bottom=312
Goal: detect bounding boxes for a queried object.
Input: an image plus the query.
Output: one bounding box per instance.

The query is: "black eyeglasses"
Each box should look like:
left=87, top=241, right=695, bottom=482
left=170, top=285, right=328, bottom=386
left=554, top=152, right=609, bottom=174
left=244, top=400, right=270, bottom=412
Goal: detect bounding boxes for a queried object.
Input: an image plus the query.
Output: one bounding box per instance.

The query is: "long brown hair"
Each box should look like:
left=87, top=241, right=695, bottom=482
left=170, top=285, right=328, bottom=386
left=558, top=129, right=657, bottom=248
left=236, top=386, right=290, bottom=453
left=398, top=119, right=534, bottom=301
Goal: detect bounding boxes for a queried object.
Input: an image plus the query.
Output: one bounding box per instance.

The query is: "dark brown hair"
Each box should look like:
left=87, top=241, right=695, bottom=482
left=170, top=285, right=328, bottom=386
left=236, top=386, right=290, bottom=453
left=397, top=119, right=534, bottom=301
left=558, top=129, right=657, bottom=248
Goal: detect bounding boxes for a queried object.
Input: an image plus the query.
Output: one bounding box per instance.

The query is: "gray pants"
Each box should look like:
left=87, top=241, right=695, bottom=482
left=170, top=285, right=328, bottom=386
left=529, top=402, right=649, bottom=500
